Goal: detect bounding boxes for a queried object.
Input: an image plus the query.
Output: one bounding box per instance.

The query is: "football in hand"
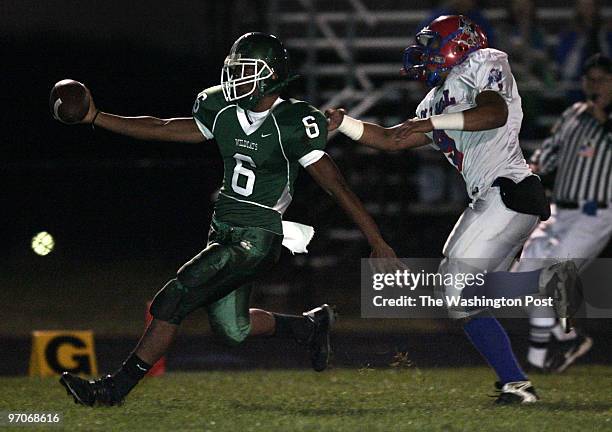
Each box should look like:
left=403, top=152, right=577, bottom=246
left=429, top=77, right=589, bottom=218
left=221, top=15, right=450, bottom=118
left=49, top=79, right=90, bottom=124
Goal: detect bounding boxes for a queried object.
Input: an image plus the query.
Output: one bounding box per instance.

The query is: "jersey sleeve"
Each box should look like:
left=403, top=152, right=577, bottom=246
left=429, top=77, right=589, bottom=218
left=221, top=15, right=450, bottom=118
left=191, top=85, right=227, bottom=139
left=532, top=136, right=560, bottom=175
left=471, top=52, right=514, bottom=101
left=277, top=102, right=328, bottom=167
left=296, top=110, right=328, bottom=167
left=457, top=49, right=515, bottom=102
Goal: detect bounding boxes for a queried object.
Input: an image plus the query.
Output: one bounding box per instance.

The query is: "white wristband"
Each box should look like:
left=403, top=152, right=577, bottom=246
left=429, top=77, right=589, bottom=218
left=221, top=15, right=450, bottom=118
left=337, top=115, right=364, bottom=141
left=429, top=112, right=465, bottom=130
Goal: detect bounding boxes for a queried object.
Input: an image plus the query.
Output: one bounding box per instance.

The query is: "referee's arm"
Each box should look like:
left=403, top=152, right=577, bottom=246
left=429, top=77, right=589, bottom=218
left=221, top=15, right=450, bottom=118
left=530, top=108, right=570, bottom=175
left=531, top=135, right=560, bottom=175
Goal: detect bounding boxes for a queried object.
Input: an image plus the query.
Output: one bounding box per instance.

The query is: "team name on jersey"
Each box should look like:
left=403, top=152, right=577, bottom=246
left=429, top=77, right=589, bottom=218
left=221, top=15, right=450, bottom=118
left=420, top=90, right=457, bottom=118
left=419, top=89, right=464, bottom=172
left=235, top=138, right=258, bottom=151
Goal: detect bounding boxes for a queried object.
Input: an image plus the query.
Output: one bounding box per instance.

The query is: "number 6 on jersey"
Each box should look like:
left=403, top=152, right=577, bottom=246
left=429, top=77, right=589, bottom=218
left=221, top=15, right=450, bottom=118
left=302, top=116, right=320, bottom=138
left=231, top=153, right=256, bottom=196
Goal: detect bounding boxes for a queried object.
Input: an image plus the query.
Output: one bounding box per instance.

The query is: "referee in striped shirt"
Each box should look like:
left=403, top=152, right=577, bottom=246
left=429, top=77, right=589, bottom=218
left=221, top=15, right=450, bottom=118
left=514, top=53, right=612, bottom=373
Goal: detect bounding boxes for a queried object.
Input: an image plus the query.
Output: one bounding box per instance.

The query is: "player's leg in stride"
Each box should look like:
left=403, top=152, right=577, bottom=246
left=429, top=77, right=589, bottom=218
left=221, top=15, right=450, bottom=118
left=513, top=222, right=595, bottom=372
left=60, top=222, right=335, bottom=407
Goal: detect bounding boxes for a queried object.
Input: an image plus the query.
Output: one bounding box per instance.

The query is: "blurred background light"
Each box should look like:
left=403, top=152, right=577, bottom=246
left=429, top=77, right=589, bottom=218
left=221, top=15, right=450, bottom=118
left=31, top=231, right=55, bottom=256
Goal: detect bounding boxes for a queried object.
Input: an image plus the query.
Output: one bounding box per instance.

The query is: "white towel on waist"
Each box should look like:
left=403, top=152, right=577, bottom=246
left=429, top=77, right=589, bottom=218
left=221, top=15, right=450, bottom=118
left=281, top=221, right=315, bottom=254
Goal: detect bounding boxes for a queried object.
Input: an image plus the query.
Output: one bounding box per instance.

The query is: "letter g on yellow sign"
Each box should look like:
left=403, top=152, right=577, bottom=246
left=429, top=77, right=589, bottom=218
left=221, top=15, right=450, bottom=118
left=29, top=330, right=98, bottom=377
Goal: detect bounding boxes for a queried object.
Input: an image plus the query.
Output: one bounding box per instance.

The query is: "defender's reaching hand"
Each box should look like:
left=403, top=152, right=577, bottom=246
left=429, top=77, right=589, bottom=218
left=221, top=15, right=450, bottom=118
left=325, top=108, right=346, bottom=132
left=393, top=118, right=433, bottom=142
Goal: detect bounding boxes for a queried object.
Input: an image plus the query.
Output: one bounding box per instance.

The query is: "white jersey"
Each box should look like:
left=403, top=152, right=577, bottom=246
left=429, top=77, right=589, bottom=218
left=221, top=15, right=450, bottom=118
left=416, top=48, right=531, bottom=200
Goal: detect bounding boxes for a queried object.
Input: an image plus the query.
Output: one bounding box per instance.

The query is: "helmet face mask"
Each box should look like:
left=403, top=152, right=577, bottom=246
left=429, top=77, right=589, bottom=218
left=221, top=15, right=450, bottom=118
left=402, top=15, right=488, bottom=87
left=416, top=32, right=441, bottom=50
left=221, top=55, right=274, bottom=104
left=402, top=43, right=449, bottom=87
left=220, top=32, right=291, bottom=110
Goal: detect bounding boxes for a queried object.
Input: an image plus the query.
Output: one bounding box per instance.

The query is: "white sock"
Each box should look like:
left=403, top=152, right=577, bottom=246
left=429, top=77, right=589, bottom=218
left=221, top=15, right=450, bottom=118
left=527, top=347, right=547, bottom=368
left=530, top=316, right=555, bottom=328
left=528, top=317, right=554, bottom=367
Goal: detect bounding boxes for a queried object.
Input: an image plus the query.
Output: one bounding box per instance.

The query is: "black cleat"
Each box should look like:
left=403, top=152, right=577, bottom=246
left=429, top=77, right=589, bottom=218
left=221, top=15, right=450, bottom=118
left=545, top=332, right=593, bottom=373
left=494, top=381, right=539, bottom=404
left=303, top=304, right=336, bottom=372
left=59, top=372, right=123, bottom=407
left=539, top=261, right=583, bottom=333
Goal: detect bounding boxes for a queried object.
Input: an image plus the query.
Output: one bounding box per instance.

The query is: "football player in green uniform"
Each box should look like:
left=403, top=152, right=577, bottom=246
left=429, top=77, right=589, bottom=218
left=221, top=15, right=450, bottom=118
left=58, top=32, right=396, bottom=406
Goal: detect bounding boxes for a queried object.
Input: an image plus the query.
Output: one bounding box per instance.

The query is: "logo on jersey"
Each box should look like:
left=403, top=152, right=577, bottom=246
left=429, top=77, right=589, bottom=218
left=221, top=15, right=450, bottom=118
left=485, top=68, right=503, bottom=91
left=235, top=138, right=258, bottom=151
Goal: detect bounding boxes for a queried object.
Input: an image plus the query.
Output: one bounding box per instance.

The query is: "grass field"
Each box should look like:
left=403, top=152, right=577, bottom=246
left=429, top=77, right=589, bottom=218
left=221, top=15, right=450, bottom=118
left=1, top=366, right=610, bottom=431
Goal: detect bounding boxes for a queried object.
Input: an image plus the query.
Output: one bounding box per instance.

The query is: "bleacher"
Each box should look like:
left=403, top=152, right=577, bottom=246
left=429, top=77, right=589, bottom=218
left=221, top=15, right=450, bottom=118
left=270, top=0, right=609, bottom=128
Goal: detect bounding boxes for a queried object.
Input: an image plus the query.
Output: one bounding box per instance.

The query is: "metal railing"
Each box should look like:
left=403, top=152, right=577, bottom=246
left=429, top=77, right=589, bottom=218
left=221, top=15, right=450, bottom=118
left=271, top=0, right=609, bottom=116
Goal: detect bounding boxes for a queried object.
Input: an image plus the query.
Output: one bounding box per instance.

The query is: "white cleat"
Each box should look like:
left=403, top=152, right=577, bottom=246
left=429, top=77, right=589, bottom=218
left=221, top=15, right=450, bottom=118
left=494, top=381, right=540, bottom=404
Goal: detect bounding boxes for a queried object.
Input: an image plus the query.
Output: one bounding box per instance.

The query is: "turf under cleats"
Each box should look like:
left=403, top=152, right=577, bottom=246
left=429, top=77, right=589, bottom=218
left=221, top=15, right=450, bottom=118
left=545, top=332, right=593, bottom=373
left=60, top=372, right=123, bottom=407
left=494, top=381, right=539, bottom=405
left=303, top=304, right=336, bottom=372
left=539, top=261, right=583, bottom=333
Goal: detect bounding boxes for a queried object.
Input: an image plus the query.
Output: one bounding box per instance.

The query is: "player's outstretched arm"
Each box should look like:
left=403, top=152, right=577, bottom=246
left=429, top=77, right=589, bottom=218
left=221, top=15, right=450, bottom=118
left=393, top=90, right=508, bottom=141
left=305, top=154, right=397, bottom=259
left=78, top=88, right=205, bottom=143
left=93, top=113, right=205, bottom=143
left=326, top=108, right=431, bottom=151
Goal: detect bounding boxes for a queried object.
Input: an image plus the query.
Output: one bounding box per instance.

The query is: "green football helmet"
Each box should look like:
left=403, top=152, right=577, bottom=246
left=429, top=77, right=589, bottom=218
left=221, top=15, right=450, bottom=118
left=221, top=32, right=291, bottom=110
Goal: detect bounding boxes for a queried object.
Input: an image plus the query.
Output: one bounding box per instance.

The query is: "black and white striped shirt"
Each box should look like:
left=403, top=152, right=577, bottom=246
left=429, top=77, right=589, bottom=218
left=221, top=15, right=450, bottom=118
left=534, top=102, right=611, bottom=204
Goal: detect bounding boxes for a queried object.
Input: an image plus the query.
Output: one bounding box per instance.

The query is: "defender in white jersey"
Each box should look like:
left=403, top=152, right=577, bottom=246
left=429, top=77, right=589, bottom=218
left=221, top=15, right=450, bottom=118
left=328, top=15, right=581, bottom=404
left=415, top=47, right=530, bottom=200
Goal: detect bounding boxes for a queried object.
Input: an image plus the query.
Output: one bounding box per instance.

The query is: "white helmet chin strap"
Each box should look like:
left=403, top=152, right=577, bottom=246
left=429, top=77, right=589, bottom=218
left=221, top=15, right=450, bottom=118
left=221, top=57, right=274, bottom=102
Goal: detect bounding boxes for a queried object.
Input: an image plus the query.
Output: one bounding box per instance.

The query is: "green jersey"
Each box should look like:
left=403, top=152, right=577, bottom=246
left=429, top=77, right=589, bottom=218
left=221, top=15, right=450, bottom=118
left=192, top=85, right=328, bottom=235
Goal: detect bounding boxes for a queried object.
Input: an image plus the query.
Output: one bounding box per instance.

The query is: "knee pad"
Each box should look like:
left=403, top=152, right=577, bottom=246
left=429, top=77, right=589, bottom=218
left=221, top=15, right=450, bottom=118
left=177, top=260, right=203, bottom=289
left=150, top=279, right=184, bottom=323
left=210, top=319, right=250, bottom=347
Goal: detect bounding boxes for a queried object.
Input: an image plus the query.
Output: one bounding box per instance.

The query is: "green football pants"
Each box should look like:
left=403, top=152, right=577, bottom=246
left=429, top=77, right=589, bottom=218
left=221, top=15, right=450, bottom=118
left=150, top=218, right=283, bottom=345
